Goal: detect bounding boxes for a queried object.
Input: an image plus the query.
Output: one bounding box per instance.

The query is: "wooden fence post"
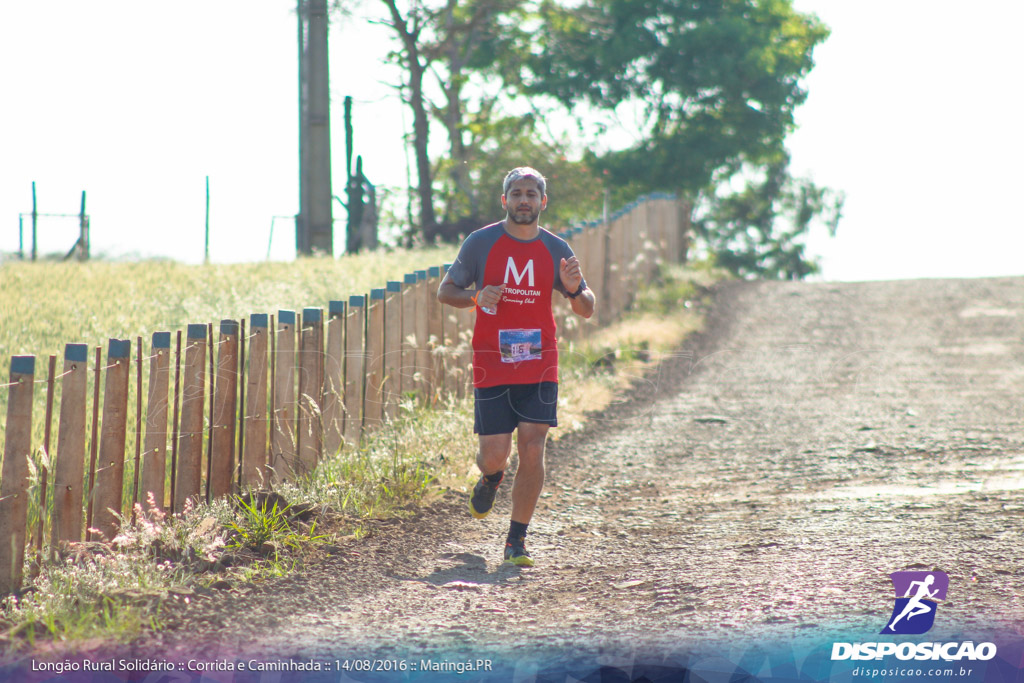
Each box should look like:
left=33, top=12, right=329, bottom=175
left=577, top=224, right=593, bottom=331
left=271, top=311, right=297, bottom=482
left=323, top=301, right=345, bottom=457
left=590, top=221, right=607, bottom=327
left=414, top=270, right=429, bottom=401
left=209, top=320, right=239, bottom=499
left=297, top=307, right=323, bottom=475
left=343, top=296, right=366, bottom=447
left=364, top=288, right=386, bottom=429
left=51, top=344, right=89, bottom=544
left=605, top=213, right=619, bottom=322
left=242, top=314, right=269, bottom=489
left=623, top=205, right=635, bottom=313
left=168, top=333, right=182, bottom=512
left=455, top=299, right=474, bottom=397
left=173, top=325, right=207, bottom=513
left=37, top=354, right=56, bottom=554
left=91, top=339, right=131, bottom=541
left=400, top=273, right=417, bottom=398
left=85, top=347, right=100, bottom=534
left=559, top=229, right=581, bottom=343
left=139, top=332, right=171, bottom=514
left=0, top=356, right=35, bottom=594
left=383, top=281, right=402, bottom=421
left=130, top=339, right=142, bottom=519
left=655, top=196, right=665, bottom=266
left=235, top=318, right=246, bottom=488
left=678, top=198, right=692, bottom=264
left=426, top=266, right=443, bottom=403
left=564, top=228, right=583, bottom=342
left=646, top=196, right=659, bottom=272
left=572, top=226, right=592, bottom=340
left=631, top=199, right=649, bottom=302
left=669, top=196, right=683, bottom=264
left=609, top=212, right=625, bottom=322
left=441, top=264, right=459, bottom=399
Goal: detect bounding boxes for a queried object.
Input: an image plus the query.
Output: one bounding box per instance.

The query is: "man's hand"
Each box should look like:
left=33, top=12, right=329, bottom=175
left=475, top=284, right=505, bottom=310
left=559, top=256, right=583, bottom=294
left=559, top=256, right=595, bottom=319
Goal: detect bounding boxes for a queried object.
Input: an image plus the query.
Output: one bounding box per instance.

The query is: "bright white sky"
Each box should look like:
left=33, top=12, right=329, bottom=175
left=1, top=1, right=1022, bottom=281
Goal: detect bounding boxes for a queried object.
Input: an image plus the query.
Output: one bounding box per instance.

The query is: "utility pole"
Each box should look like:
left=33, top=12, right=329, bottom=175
left=204, top=176, right=210, bottom=263
left=296, top=0, right=334, bottom=256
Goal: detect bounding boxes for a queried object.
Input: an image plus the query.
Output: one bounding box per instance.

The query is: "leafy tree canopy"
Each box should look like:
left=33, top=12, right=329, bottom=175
left=694, top=152, right=843, bottom=279
left=358, top=0, right=841, bottom=277
left=527, top=0, right=828, bottom=192
left=433, top=112, right=606, bottom=230
left=514, top=0, right=842, bottom=278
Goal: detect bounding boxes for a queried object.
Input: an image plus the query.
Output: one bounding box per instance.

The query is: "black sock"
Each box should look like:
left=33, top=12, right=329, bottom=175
left=484, top=470, right=504, bottom=485
left=507, top=520, right=529, bottom=544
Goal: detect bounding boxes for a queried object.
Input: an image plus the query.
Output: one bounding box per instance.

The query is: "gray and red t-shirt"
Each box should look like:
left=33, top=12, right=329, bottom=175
left=447, top=222, right=584, bottom=388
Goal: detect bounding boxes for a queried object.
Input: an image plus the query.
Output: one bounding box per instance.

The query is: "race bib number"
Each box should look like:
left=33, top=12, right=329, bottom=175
left=499, top=328, right=542, bottom=363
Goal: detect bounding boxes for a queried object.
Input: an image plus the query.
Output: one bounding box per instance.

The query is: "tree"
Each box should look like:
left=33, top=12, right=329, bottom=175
left=378, top=0, right=440, bottom=241
left=374, top=0, right=607, bottom=243
left=433, top=113, right=607, bottom=231
left=694, top=153, right=844, bottom=279
left=523, top=0, right=839, bottom=277
left=424, top=0, right=514, bottom=230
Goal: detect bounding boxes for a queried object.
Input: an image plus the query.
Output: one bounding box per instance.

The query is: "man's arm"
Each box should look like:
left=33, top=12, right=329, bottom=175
left=559, top=256, right=596, bottom=319
left=569, top=288, right=596, bottom=319
left=437, top=272, right=504, bottom=310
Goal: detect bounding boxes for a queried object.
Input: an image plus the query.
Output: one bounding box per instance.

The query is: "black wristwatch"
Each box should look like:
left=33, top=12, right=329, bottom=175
left=568, top=282, right=587, bottom=299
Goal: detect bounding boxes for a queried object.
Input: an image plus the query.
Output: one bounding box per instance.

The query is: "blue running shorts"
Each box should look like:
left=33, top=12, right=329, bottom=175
left=473, top=382, right=559, bottom=435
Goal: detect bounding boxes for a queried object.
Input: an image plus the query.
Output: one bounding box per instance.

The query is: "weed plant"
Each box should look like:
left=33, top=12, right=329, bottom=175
left=226, top=495, right=326, bottom=554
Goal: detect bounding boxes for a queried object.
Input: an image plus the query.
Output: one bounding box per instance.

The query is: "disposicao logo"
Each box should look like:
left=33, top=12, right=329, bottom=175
left=831, top=568, right=997, bottom=663
left=881, top=570, right=948, bottom=635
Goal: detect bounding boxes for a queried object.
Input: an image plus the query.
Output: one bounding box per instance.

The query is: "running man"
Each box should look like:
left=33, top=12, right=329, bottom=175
left=437, top=167, right=596, bottom=566
left=888, top=574, right=939, bottom=631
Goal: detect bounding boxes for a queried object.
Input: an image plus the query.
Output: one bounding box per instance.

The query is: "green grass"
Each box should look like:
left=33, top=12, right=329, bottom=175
left=0, top=249, right=457, bottom=552
left=0, top=248, right=457, bottom=416
left=0, top=254, right=447, bottom=354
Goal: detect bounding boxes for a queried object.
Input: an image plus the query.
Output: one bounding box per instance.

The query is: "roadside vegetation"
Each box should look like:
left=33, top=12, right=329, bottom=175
left=0, top=257, right=724, bottom=656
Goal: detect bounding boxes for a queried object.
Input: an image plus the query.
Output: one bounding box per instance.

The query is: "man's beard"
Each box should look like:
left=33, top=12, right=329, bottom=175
left=507, top=207, right=540, bottom=225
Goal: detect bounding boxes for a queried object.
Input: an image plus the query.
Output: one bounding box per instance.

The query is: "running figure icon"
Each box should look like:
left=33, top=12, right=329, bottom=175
left=882, top=570, right=949, bottom=635
left=887, top=574, right=938, bottom=631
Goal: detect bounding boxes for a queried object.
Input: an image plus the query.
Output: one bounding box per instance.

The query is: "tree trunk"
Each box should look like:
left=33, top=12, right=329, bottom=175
left=407, top=55, right=439, bottom=240
left=381, top=0, right=438, bottom=242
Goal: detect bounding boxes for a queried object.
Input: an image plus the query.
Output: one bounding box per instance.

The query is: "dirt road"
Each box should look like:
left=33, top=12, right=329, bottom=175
left=133, top=277, right=1024, bottom=678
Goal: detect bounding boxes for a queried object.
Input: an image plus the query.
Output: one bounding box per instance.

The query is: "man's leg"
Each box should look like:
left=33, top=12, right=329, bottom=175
left=469, top=433, right=513, bottom=519
left=502, top=422, right=549, bottom=566
left=477, top=433, right=513, bottom=476
left=509, top=421, right=550, bottom=525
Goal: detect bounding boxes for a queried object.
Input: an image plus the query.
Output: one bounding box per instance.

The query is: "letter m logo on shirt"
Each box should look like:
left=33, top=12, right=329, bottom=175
left=505, top=257, right=535, bottom=287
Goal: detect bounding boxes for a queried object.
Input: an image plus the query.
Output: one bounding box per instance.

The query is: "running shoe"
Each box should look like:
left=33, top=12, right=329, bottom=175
left=503, top=537, right=535, bottom=567
left=469, top=473, right=502, bottom=519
